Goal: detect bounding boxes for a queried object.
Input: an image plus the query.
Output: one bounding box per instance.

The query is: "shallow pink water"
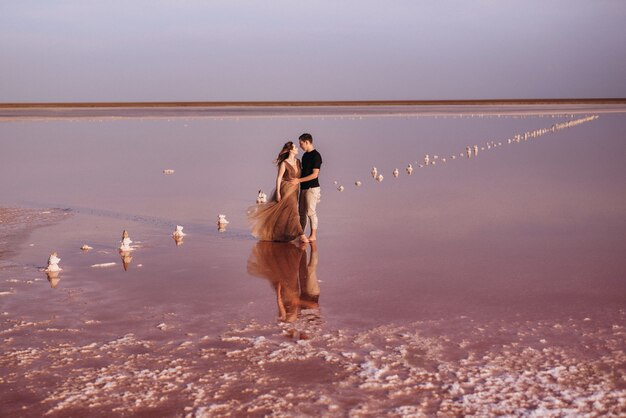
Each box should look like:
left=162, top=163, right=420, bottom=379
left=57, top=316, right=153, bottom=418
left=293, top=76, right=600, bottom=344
left=1, top=105, right=625, bottom=416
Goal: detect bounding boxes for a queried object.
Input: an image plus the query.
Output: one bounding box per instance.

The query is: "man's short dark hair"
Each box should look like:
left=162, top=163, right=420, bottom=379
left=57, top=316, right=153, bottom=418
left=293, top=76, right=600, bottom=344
left=299, top=133, right=313, bottom=143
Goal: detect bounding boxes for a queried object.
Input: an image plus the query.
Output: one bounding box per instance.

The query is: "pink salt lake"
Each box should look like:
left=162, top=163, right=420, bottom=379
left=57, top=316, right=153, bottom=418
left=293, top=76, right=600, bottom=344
left=1, top=104, right=625, bottom=416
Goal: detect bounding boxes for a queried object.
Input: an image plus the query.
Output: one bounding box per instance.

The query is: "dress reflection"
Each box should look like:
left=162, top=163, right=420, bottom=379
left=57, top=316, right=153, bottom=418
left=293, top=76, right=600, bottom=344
left=247, top=241, right=320, bottom=330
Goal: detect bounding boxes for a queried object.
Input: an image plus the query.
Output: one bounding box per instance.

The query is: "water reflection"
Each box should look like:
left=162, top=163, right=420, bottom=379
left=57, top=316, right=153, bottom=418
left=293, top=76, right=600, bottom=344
left=119, top=250, right=133, bottom=271
left=46, top=271, right=61, bottom=288
left=172, top=234, right=184, bottom=246
left=247, top=241, right=321, bottom=329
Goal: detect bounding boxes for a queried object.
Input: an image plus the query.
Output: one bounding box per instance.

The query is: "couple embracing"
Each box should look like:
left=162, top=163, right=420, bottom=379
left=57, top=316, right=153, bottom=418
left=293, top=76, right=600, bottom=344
left=248, top=133, right=322, bottom=243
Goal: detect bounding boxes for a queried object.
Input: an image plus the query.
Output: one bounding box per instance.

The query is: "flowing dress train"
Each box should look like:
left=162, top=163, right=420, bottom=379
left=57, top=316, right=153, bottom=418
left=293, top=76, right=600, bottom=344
left=248, top=160, right=304, bottom=242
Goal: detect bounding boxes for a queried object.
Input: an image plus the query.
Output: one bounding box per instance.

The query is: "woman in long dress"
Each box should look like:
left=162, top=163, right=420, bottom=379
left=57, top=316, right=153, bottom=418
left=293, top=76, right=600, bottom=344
left=248, top=142, right=309, bottom=243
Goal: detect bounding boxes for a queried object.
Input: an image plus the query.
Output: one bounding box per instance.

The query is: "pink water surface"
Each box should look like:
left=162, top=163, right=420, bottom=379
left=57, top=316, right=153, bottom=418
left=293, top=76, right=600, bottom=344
left=1, top=105, right=625, bottom=416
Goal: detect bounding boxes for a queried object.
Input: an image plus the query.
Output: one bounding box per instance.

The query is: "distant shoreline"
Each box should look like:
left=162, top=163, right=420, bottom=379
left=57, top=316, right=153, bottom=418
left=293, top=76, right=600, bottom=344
left=1, top=98, right=625, bottom=109
left=2, top=99, right=624, bottom=121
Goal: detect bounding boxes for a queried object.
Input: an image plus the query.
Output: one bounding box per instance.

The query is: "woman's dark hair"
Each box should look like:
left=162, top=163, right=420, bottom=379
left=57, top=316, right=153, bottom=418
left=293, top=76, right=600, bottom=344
left=274, top=141, right=294, bottom=166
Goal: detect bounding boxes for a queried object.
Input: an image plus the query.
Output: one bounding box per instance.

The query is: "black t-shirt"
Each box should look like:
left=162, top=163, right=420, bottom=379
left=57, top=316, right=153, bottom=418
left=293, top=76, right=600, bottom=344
left=301, top=149, right=322, bottom=189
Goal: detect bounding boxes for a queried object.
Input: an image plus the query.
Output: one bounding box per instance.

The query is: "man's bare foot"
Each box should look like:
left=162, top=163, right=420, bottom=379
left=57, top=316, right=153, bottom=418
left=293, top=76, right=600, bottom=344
left=300, top=234, right=309, bottom=243
left=308, top=235, right=316, bottom=242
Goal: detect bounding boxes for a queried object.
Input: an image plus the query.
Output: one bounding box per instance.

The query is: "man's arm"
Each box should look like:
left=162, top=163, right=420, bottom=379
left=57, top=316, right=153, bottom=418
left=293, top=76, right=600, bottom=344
left=292, top=168, right=319, bottom=184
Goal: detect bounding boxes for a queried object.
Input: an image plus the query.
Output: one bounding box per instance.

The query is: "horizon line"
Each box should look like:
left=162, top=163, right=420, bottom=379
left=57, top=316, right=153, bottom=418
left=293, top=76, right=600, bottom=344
left=1, top=98, right=625, bottom=109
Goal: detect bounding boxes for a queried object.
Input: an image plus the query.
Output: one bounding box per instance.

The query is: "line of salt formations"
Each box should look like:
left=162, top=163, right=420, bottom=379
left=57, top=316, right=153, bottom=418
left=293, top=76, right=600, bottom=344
left=362, top=115, right=598, bottom=188
left=44, top=211, right=241, bottom=282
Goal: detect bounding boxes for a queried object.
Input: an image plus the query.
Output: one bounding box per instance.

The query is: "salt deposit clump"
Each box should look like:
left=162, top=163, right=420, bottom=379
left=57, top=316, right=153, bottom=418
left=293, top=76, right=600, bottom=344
left=45, top=252, right=61, bottom=272
left=376, top=174, right=384, bottom=182
left=172, top=225, right=186, bottom=246
left=392, top=168, right=399, bottom=178
left=91, top=263, right=117, bottom=268
left=424, top=154, right=430, bottom=166
left=162, top=169, right=175, bottom=174
left=173, top=225, right=186, bottom=238
left=119, top=230, right=133, bottom=251
left=371, top=167, right=378, bottom=178
left=337, top=186, right=345, bottom=192
left=406, top=164, right=413, bottom=175
left=217, top=214, right=229, bottom=232
left=80, top=245, right=93, bottom=251
left=256, top=190, right=267, bottom=204
left=355, top=181, right=362, bottom=186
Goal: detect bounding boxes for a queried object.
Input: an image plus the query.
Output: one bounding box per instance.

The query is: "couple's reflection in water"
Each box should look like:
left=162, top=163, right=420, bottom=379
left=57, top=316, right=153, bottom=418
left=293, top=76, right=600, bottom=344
left=247, top=241, right=321, bottom=340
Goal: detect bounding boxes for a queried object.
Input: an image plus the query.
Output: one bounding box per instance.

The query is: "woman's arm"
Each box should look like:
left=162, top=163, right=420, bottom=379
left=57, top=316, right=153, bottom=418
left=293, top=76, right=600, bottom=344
left=276, top=162, right=286, bottom=202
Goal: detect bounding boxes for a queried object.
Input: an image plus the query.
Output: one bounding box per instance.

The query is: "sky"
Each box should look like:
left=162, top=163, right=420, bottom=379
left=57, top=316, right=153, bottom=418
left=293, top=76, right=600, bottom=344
left=1, top=1, right=625, bottom=102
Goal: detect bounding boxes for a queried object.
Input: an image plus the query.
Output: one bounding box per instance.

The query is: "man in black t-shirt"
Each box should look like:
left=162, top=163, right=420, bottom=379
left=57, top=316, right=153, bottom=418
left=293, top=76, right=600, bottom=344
left=291, top=133, right=322, bottom=241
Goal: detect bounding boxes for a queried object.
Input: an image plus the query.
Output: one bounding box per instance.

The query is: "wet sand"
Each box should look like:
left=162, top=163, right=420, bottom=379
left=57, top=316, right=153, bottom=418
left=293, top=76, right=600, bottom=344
left=1, top=104, right=625, bottom=416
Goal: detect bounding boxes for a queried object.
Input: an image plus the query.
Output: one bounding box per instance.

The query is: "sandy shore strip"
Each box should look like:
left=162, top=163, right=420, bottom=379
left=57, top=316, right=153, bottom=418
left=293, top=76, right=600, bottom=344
left=2, top=98, right=626, bottom=108
left=1, top=99, right=625, bottom=121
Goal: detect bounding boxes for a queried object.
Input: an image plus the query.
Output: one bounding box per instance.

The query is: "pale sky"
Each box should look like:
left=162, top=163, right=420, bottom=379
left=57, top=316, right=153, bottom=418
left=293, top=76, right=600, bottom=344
left=1, top=0, right=625, bottom=102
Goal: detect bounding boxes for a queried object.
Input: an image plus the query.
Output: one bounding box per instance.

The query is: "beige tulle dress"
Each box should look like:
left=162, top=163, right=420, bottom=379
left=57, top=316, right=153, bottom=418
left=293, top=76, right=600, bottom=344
left=248, top=160, right=304, bottom=242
